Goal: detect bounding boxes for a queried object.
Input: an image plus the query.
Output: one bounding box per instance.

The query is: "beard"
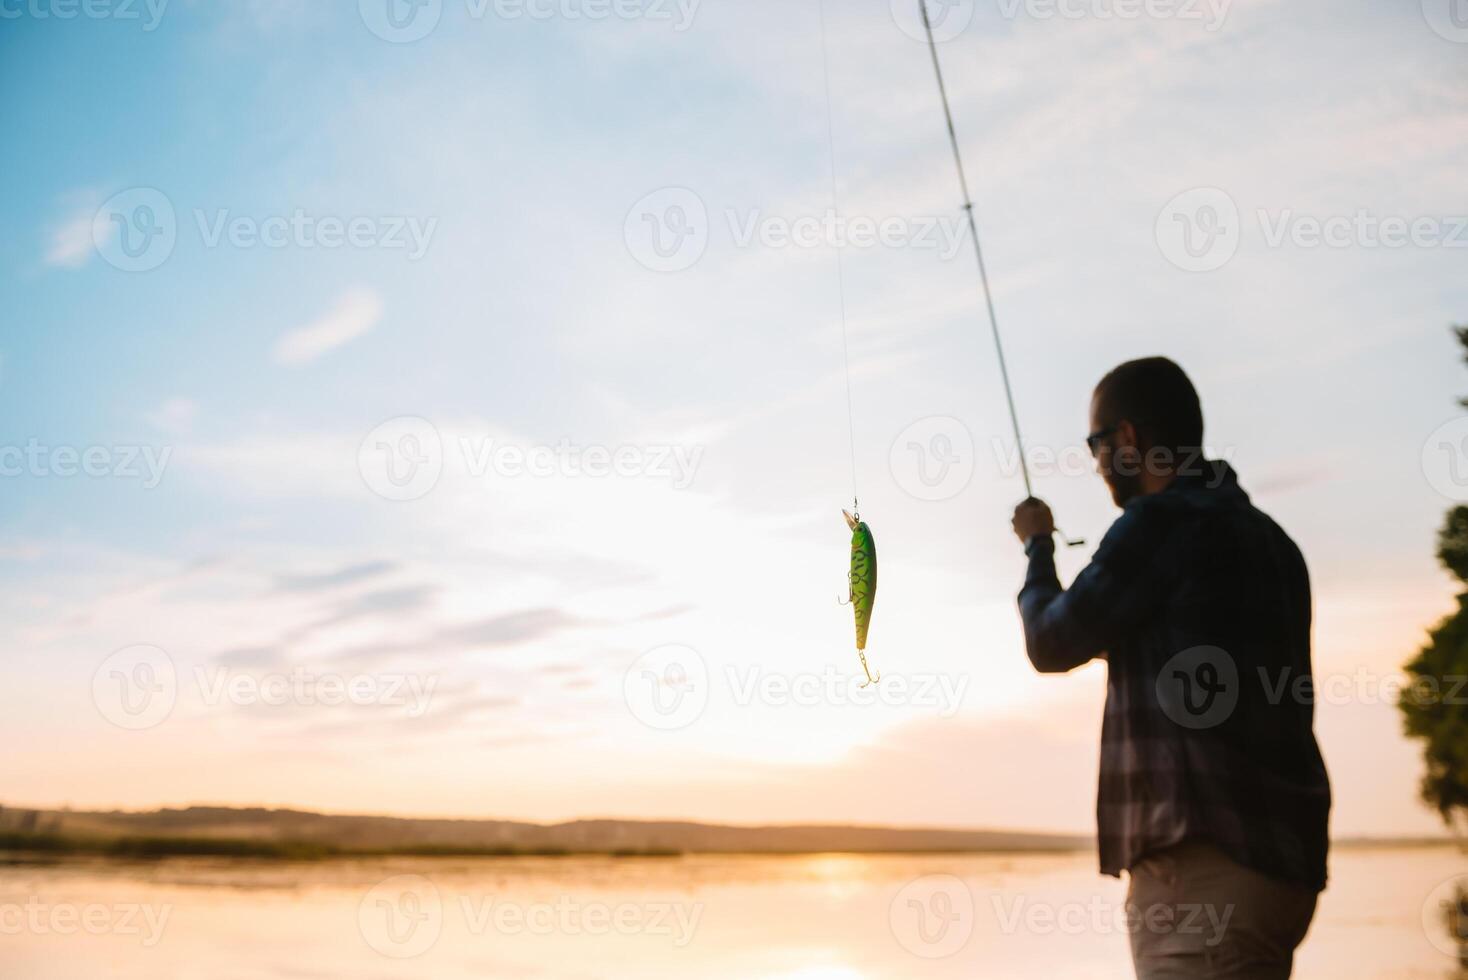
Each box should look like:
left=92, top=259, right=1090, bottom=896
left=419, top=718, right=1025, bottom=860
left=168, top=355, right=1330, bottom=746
left=1108, top=472, right=1143, bottom=506
left=1104, top=448, right=1145, bottom=506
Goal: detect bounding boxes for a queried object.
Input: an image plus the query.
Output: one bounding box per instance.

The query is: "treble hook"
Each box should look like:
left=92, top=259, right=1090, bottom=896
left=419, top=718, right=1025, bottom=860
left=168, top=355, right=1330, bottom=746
left=857, top=649, right=880, bottom=688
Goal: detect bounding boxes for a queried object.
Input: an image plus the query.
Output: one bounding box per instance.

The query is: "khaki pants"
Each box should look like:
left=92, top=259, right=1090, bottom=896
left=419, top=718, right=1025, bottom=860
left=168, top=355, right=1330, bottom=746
left=1125, top=841, right=1318, bottom=979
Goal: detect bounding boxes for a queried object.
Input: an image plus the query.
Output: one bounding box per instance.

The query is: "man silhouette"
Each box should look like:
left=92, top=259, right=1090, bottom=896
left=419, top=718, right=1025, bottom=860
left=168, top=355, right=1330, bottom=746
left=1011, top=357, right=1331, bottom=979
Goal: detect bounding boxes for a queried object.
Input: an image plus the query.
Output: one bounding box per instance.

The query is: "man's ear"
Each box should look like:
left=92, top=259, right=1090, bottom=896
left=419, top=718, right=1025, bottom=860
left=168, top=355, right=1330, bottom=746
left=1114, top=419, right=1139, bottom=450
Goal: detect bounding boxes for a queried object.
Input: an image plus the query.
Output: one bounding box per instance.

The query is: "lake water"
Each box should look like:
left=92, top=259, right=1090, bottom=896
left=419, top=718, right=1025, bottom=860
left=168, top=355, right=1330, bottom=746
left=1, top=847, right=1464, bottom=978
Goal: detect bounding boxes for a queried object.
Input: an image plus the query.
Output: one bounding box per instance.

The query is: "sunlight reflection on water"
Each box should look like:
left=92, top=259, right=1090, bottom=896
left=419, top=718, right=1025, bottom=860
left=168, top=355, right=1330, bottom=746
left=0, top=848, right=1462, bottom=979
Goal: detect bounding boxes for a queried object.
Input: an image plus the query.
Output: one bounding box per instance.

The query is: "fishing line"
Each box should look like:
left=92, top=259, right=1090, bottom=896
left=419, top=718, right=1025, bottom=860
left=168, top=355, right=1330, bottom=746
left=918, top=2, right=1085, bottom=546
left=818, top=0, right=880, bottom=686
left=817, top=0, right=860, bottom=520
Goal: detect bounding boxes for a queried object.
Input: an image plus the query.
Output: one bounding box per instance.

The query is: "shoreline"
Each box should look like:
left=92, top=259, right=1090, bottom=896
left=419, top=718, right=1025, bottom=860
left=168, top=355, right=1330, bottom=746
left=0, top=832, right=1454, bottom=865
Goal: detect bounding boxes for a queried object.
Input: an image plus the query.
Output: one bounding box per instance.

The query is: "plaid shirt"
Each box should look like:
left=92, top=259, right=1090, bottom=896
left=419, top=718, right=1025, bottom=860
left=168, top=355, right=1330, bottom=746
left=1019, top=462, right=1331, bottom=892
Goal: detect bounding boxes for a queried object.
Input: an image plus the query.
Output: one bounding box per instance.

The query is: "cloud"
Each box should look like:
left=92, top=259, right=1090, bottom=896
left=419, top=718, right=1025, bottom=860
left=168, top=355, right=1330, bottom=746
left=435, top=608, right=586, bottom=650
left=329, top=585, right=437, bottom=618
left=211, top=646, right=284, bottom=668
left=1249, top=455, right=1345, bottom=497
left=634, top=603, right=697, bottom=622
left=145, top=397, right=198, bottom=435
left=271, top=288, right=382, bottom=366
left=45, top=212, right=94, bottom=268
left=289, top=692, right=521, bottom=741
left=286, top=584, right=439, bottom=639
left=273, top=561, right=400, bottom=593
left=313, top=604, right=593, bottom=669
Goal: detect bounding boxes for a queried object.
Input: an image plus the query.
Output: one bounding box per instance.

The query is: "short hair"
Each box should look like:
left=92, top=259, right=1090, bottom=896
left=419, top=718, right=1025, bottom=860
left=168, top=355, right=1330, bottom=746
left=1094, top=357, right=1203, bottom=454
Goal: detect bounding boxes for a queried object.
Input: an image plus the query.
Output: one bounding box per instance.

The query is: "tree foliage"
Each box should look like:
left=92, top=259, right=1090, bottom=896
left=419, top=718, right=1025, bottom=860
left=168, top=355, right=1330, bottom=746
left=1401, top=325, right=1468, bottom=832
left=1439, top=506, right=1468, bottom=584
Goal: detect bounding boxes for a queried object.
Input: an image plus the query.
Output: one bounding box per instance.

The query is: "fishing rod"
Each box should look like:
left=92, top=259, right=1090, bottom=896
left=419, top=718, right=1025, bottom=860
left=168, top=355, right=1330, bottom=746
left=918, top=1, right=1085, bottom=548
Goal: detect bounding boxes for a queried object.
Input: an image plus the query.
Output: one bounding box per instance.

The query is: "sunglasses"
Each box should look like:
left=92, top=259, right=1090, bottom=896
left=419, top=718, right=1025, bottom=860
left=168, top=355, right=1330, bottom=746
left=1085, top=425, right=1118, bottom=454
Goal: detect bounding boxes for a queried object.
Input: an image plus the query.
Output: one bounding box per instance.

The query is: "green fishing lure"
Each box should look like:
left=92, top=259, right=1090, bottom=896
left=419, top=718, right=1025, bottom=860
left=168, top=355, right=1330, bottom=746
left=843, top=509, right=879, bottom=687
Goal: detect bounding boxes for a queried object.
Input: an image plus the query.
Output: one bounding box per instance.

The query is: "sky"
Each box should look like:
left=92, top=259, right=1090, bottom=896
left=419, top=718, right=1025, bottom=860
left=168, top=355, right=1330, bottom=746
left=1, top=0, right=1465, bottom=838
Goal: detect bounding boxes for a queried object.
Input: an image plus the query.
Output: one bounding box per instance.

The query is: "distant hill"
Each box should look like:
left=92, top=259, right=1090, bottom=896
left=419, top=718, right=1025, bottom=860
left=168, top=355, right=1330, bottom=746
left=0, top=803, right=1091, bottom=857
left=3, top=805, right=1447, bottom=860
